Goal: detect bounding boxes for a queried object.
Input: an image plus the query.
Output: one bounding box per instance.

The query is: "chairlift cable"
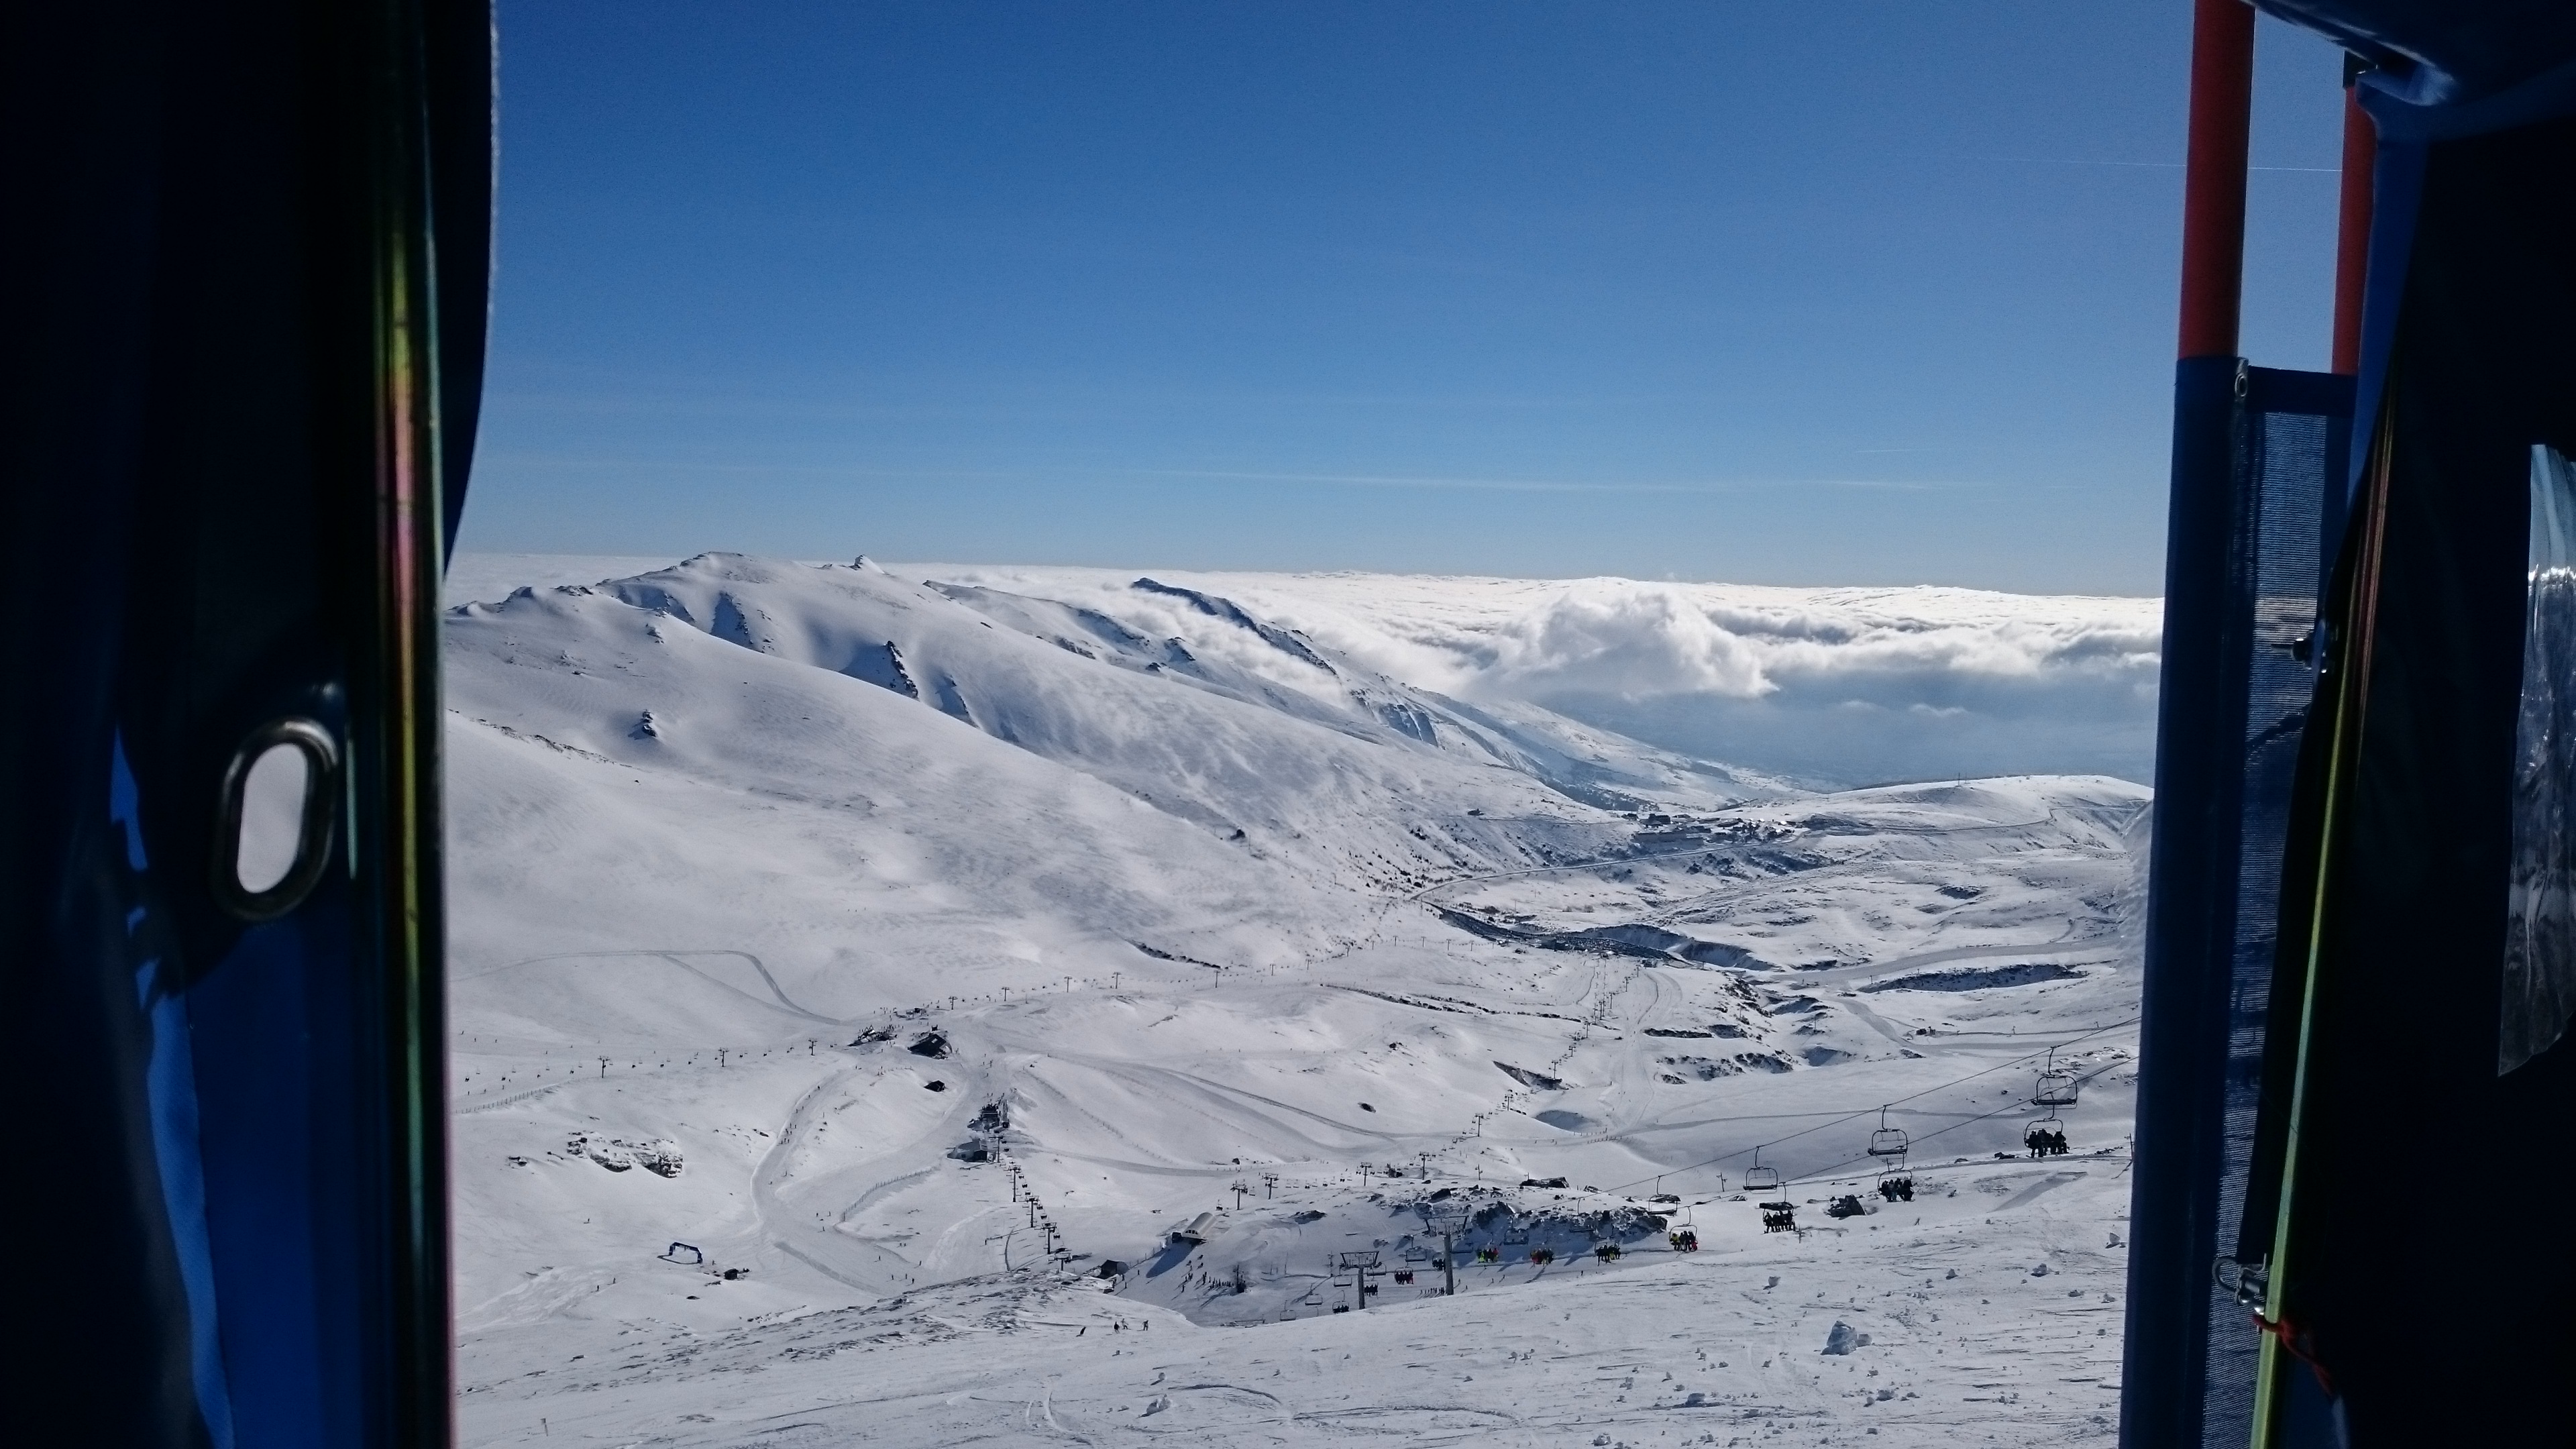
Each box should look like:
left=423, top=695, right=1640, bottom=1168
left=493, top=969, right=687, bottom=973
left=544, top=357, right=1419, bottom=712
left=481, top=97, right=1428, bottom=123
left=1762, top=1056, right=2132, bottom=1191
left=1599, top=1015, right=2139, bottom=1193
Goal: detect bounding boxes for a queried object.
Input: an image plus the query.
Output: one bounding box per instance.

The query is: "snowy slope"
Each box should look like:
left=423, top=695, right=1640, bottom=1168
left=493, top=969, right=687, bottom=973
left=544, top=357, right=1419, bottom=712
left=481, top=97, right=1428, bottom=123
left=443, top=555, right=2149, bottom=1448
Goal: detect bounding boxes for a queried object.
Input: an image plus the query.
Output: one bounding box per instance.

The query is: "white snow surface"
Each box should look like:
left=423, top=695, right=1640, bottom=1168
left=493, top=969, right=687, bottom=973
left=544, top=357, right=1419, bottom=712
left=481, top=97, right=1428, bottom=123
left=445, top=553, right=2149, bottom=1447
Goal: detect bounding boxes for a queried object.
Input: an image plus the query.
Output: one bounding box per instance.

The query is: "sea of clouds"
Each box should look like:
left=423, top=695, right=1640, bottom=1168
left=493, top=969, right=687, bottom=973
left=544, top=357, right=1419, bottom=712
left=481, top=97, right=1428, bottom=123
left=446, top=555, right=2163, bottom=790
left=927, top=568, right=2164, bottom=790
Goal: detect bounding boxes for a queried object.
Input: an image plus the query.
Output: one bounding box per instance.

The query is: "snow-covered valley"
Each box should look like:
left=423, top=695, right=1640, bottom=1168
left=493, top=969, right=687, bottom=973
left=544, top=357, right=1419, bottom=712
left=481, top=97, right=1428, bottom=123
left=443, top=555, right=2152, bottom=1448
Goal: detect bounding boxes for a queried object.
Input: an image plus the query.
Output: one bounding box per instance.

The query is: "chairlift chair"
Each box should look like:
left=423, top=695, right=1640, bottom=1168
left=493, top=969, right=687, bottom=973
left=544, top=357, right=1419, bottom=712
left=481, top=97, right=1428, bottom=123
left=1743, top=1148, right=1782, bottom=1196
left=2033, top=1047, right=2079, bottom=1109
left=2024, top=1110, right=2070, bottom=1159
left=1867, top=1105, right=1910, bottom=1159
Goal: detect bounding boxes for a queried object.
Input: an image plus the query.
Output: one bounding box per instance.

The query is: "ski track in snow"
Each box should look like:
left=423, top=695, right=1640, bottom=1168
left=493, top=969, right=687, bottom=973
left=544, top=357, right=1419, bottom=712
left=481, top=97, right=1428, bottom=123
left=443, top=554, right=2148, bottom=1447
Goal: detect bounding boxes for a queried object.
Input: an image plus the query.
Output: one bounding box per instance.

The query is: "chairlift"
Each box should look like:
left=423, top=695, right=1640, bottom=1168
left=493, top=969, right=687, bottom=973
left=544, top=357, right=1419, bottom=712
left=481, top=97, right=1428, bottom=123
left=1867, top=1105, right=1910, bottom=1159
left=1743, top=1148, right=1782, bottom=1195
left=2023, top=1110, right=2072, bottom=1160
left=2033, top=1046, right=2079, bottom=1109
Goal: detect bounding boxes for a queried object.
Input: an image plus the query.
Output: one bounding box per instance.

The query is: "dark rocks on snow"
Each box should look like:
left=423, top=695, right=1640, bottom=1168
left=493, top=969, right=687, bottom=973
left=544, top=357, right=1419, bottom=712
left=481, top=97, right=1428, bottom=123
left=1660, top=1049, right=1801, bottom=1081
left=924, top=1079, right=947, bottom=1092
left=1860, top=962, right=2084, bottom=994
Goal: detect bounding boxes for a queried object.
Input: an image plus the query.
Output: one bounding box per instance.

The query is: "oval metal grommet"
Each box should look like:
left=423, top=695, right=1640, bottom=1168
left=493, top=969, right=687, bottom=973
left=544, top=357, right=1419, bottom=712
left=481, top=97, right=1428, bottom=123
left=211, top=716, right=341, bottom=921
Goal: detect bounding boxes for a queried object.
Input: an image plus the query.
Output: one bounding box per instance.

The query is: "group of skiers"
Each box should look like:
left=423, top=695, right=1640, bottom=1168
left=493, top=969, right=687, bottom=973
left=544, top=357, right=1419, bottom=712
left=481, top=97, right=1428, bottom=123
left=1876, top=1176, right=1915, bottom=1202
left=2025, top=1126, right=2072, bottom=1159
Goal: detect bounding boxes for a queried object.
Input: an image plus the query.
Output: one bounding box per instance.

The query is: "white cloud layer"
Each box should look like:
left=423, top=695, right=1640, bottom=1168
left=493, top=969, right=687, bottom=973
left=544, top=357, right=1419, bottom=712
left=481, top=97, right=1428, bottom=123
left=907, top=568, right=2164, bottom=789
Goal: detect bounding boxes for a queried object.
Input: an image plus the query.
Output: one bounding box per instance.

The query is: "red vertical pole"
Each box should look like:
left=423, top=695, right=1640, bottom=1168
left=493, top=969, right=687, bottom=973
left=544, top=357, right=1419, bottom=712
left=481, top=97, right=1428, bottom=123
left=2328, top=80, right=2375, bottom=376
left=2178, top=0, right=2257, bottom=360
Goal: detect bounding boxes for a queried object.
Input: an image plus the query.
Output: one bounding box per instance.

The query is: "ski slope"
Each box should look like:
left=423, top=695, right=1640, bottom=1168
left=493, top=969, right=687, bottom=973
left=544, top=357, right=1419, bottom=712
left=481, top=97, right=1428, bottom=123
left=444, top=554, right=2151, bottom=1447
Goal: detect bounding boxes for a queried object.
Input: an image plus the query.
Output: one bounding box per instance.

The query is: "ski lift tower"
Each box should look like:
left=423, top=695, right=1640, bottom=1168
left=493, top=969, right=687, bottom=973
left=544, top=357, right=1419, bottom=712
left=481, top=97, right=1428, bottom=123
left=1421, top=1201, right=1470, bottom=1297
left=1336, top=1250, right=1381, bottom=1313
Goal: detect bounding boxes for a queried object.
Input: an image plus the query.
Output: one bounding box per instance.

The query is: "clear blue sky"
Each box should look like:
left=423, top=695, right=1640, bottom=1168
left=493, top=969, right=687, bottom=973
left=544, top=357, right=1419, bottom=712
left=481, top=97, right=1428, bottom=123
left=459, top=1, right=2350, bottom=594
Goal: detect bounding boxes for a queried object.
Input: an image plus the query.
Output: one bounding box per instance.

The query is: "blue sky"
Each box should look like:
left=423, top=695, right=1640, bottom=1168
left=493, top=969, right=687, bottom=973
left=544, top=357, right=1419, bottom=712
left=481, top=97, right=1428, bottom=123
left=460, top=1, right=2350, bottom=593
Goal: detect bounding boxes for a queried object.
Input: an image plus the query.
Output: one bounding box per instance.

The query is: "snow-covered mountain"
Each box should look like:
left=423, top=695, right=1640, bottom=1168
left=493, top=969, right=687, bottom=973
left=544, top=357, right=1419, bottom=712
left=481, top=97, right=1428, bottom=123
left=444, top=554, right=2149, bottom=1448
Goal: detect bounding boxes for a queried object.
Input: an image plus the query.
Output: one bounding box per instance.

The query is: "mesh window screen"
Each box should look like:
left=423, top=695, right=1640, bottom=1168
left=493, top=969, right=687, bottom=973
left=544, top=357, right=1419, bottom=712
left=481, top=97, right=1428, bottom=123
left=2196, top=383, right=2340, bottom=1446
